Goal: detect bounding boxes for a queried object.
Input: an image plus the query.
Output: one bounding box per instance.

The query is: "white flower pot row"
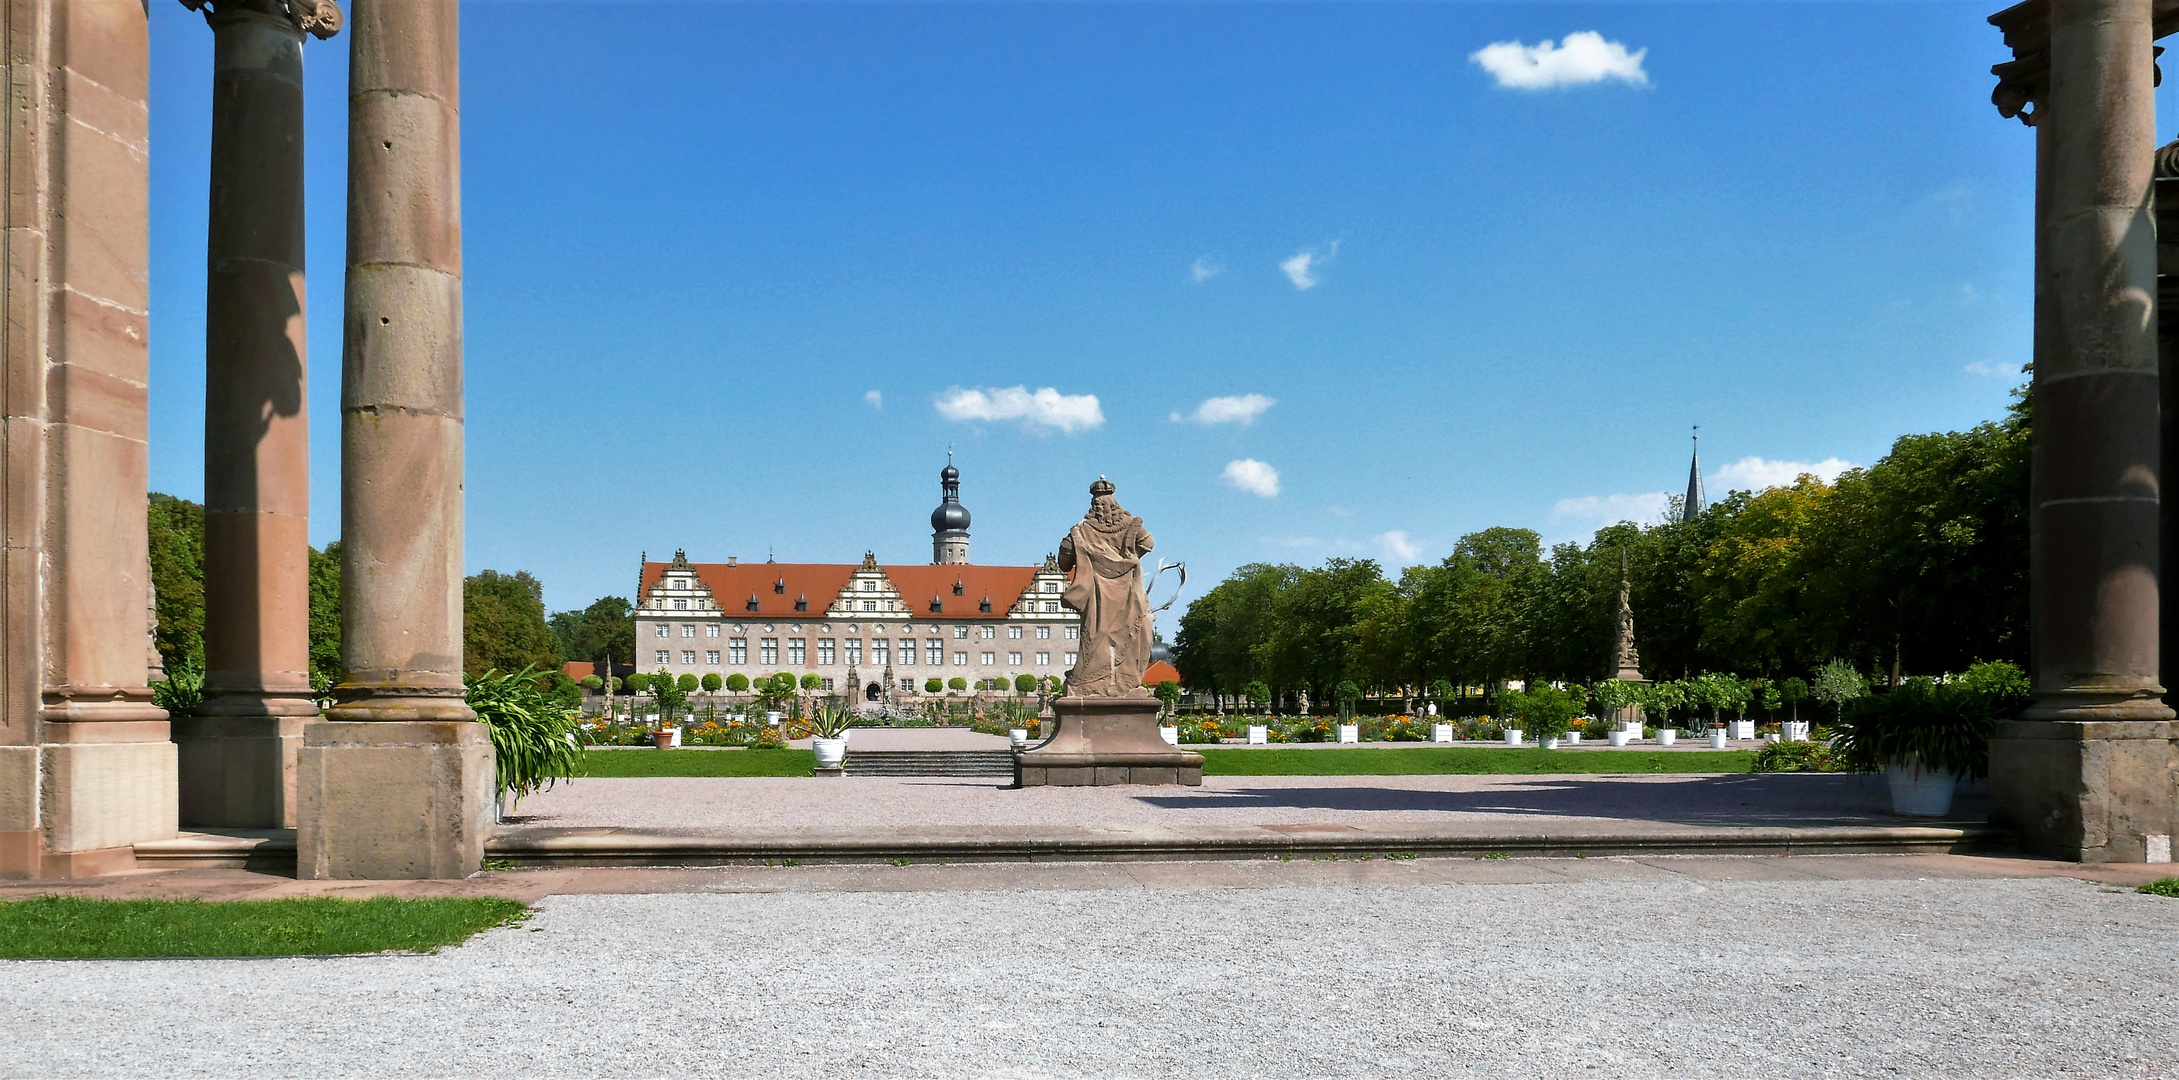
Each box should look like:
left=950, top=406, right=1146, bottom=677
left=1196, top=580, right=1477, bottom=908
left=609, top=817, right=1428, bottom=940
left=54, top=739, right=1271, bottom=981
left=1158, top=726, right=1178, bottom=746
left=1728, top=720, right=1755, bottom=740
left=1338, top=724, right=1359, bottom=744
left=1503, top=728, right=1525, bottom=747
left=1708, top=728, right=1729, bottom=749
left=1782, top=720, right=1811, bottom=742
left=811, top=737, right=847, bottom=769
left=1011, top=728, right=1030, bottom=747
left=1432, top=723, right=1453, bottom=743
left=1656, top=729, right=1676, bottom=746
left=1247, top=725, right=1268, bottom=745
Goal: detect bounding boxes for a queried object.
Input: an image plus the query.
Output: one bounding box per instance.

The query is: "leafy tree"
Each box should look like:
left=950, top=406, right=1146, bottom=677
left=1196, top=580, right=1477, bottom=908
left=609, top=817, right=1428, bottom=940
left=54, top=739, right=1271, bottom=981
left=547, top=595, right=636, bottom=667
left=1779, top=676, right=1810, bottom=722
left=1153, top=679, right=1182, bottom=715
left=463, top=569, right=560, bottom=679
left=676, top=673, right=699, bottom=693
left=647, top=667, right=689, bottom=722
left=924, top=677, right=943, bottom=694
left=1811, top=659, right=1870, bottom=724
left=147, top=493, right=205, bottom=676
left=700, top=672, right=722, bottom=692
left=1243, top=680, right=1270, bottom=709
left=725, top=672, right=750, bottom=692
left=947, top=676, right=968, bottom=692
left=1014, top=673, right=1037, bottom=693
left=308, top=542, right=342, bottom=689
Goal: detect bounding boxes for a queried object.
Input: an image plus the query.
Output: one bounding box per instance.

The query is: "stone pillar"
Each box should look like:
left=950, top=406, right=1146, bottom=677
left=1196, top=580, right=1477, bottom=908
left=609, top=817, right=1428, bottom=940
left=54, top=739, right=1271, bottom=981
left=1988, top=0, right=2179, bottom=863
left=297, top=0, right=489, bottom=880
left=0, top=0, right=176, bottom=879
left=173, top=0, right=339, bottom=831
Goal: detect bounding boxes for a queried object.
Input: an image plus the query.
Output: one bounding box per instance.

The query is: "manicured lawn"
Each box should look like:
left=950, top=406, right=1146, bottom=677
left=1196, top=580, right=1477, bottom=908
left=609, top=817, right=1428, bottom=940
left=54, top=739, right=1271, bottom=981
left=1197, top=747, right=1756, bottom=776
left=580, top=747, right=815, bottom=777
left=0, top=896, right=530, bottom=959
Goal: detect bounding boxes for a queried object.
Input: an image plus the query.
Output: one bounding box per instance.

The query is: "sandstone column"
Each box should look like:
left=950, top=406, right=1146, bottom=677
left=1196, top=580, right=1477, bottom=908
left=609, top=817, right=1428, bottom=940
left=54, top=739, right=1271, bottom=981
left=174, top=0, right=340, bottom=831
left=0, top=1, right=176, bottom=879
left=297, top=0, right=489, bottom=879
left=1987, top=0, right=2179, bottom=862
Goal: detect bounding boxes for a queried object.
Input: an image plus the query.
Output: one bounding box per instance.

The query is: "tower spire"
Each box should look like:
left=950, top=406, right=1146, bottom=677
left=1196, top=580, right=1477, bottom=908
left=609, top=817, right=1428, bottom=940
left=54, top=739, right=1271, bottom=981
left=931, top=455, right=971, bottom=565
left=1682, top=426, right=1706, bottom=523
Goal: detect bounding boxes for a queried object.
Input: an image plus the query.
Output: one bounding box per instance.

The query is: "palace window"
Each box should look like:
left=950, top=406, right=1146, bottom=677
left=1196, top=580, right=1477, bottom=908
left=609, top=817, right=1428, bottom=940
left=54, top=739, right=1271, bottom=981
left=953, top=652, right=968, bottom=666
left=788, top=639, right=807, bottom=666
left=1036, top=652, right=1050, bottom=666
left=1042, top=602, right=1058, bottom=613
left=925, top=641, right=943, bottom=665
left=872, top=642, right=888, bottom=665
left=730, top=638, right=748, bottom=664
left=674, top=599, right=688, bottom=610
left=980, top=652, right=994, bottom=666
left=1042, top=582, right=1058, bottom=593
left=844, top=640, right=861, bottom=666
left=1065, top=626, right=1080, bottom=640
left=706, top=651, right=720, bottom=666
left=899, top=679, right=914, bottom=693
left=760, top=638, right=779, bottom=665
left=655, top=626, right=668, bottom=638
left=861, top=600, right=876, bottom=612
left=682, top=625, right=696, bottom=638
left=655, top=650, right=670, bottom=665
left=706, top=624, right=720, bottom=638
left=979, top=625, right=995, bottom=639
left=862, top=581, right=876, bottom=592
left=817, top=639, right=836, bottom=665
left=820, top=678, right=835, bottom=691
left=1008, top=626, right=1022, bottom=640
left=1036, top=627, right=1051, bottom=640
left=681, top=651, right=696, bottom=665
left=1065, top=652, right=1078, bottom=666
left=1008, top=652, right=1022, bottom=666
left=953, top=625, right=970, bottom=639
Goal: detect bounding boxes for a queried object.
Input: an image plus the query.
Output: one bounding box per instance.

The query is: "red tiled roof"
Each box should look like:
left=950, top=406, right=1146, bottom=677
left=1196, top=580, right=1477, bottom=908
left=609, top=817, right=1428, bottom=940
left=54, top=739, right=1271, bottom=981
left=1142, top=660, right=1180, bottom=686
left=639, top=560, right=1045, bottom=621
left=882, top=564, right=1040, bottom=620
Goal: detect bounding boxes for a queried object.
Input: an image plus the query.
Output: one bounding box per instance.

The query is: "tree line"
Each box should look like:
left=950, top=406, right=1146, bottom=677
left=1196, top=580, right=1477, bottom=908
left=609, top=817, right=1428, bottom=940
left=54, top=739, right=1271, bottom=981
left=1172, top=388, right=2028, bottom=711
left=148, top=494, right=637, bottom=692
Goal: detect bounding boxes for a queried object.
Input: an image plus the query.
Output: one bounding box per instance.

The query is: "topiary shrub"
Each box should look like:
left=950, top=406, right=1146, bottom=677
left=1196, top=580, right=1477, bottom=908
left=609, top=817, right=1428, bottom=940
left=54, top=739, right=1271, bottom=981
left=725, top=672, right=750, bottom=692
left=924, top=678, right=942, bottom=694
left=1014, top=673, right=1036, bottom=693
left=947, top=676, right=968, bottom=692
left=700, top=673, right=722, bottom=693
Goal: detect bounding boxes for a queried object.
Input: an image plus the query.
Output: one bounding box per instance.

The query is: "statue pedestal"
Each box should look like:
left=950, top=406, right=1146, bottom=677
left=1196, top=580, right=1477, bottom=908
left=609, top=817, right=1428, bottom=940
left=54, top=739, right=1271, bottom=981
left=1016, top=696, right=1203, bottom=787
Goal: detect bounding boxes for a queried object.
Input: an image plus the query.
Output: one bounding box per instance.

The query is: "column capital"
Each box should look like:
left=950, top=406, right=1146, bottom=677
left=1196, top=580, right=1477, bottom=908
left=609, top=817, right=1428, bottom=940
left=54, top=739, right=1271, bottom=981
left=178, top=0, right=342, bottom=40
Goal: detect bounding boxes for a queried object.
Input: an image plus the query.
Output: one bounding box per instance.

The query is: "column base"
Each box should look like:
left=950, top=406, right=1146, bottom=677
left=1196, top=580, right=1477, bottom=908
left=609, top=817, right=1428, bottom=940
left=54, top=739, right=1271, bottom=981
left=297, top=720, right=492, bottom=879
left=1015, top=696, right=1203, bottom=787
left=174, top=714, right=311, bottom=829
left=1988, top=719, right=2179, bottom=863
left=0, top=732, right=177, bottom=879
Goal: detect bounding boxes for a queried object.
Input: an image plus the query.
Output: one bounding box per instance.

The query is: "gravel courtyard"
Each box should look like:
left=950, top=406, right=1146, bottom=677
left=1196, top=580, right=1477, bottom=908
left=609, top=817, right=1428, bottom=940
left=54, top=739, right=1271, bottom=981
left=5, top=858, right=2174, bottom=1078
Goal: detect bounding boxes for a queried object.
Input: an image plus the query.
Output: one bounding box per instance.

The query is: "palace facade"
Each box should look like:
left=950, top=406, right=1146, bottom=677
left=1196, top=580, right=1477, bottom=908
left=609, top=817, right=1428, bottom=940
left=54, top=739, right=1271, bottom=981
left=634, top=462, right=1082, bottom=699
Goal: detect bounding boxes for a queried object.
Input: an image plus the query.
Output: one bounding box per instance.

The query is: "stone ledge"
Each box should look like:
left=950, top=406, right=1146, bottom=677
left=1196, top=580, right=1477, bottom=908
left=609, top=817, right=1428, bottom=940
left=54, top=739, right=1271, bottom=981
left=135, top=829, right=296, bottom=871
left=484, top=822, right=2008, bottom=868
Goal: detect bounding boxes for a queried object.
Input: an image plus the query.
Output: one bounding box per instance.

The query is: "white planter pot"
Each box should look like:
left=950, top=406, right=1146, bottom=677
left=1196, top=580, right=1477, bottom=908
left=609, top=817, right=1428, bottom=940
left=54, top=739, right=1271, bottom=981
left=1503, top=729, right=1525, bottom=747
left=1541, top=736, right=1561, bottom=750
left=1729, top=720, right=1755, bottom=740
left=1338, top=724, right=1360, bottom=744
left=1246, top=724, right=1268, bottom=745
left=1886, top=759, right=1960, bottom=817
left=765, top=711, right=782, bottom=727
left=1158, top=726, right=1179, bottom=746
left=812, top=737, right=847, bottom=769
left=1607, top=730, right=1631, bottom=747
left=1656, top=729, right=1676, bottom=747
left=1782, top=721, right=1810, bottom=742
left=1765, top=733, right=1781, bottom=744
left=1707, top=729, right=1728, bottom=750
left=1009, top=728, right=1028, bottom=747
left=1564, top=732, right=1581, bottom=746
left=1431, top=723, right=1453, bottom=744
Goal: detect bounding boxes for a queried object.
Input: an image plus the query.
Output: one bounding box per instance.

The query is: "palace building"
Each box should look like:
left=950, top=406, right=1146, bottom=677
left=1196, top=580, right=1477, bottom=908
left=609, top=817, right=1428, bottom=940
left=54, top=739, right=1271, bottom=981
left=634, top=461, right=1081, bottom=700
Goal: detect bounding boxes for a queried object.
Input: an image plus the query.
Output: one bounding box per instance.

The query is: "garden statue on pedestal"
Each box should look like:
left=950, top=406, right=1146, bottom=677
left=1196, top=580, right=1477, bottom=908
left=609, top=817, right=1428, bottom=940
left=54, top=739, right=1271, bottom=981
left=1014, top=478, right=1204, bottom=787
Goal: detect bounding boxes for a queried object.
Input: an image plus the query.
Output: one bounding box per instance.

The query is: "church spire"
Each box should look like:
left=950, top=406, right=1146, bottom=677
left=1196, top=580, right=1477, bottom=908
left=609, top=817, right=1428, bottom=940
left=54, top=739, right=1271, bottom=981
left=1682, top=426, right=1706, bottom=523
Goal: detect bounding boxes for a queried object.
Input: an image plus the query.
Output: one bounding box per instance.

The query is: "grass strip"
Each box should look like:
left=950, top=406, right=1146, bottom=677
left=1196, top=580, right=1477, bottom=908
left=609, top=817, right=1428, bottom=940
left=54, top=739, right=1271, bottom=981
left=2139, top=877, right=2179, bottom=897
left=0, top=895, right=530, bottom=959
left=579, top=747, right=815, bottom=777
left=1197, top=747, right=1756, bottom=776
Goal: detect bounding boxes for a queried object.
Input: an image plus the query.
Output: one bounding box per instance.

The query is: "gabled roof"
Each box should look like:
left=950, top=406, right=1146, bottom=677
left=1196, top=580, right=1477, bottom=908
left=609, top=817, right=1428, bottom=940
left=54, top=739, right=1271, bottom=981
left=1142, top=660, right=1181, bottom=686
left=638, top=559, right=1050, bottom=621
left=881, top=564, right=1041, bottom=620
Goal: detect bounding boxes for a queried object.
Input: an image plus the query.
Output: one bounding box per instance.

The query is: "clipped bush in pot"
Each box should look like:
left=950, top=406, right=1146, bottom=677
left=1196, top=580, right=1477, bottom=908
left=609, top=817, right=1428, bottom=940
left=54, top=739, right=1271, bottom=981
left=1834, top=662, right=2029, bottom=817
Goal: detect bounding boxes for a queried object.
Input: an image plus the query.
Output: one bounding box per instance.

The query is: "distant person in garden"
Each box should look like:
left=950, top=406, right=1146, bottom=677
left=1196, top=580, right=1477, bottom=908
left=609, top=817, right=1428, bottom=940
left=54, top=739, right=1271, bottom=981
left=1058, top=477, right=1155, bottom=697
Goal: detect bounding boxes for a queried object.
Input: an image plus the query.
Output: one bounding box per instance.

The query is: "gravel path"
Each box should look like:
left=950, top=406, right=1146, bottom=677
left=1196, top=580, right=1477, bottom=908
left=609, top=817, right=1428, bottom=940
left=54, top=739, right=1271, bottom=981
left=509, top=773, right=1932, bottom=832
left=5, top=869, right=2173, bottom=1077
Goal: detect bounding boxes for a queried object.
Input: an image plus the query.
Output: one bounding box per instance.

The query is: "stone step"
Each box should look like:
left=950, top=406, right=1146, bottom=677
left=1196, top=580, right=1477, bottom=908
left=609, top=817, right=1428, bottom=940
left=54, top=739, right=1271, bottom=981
left=842, top=750, right=1016, bottom=777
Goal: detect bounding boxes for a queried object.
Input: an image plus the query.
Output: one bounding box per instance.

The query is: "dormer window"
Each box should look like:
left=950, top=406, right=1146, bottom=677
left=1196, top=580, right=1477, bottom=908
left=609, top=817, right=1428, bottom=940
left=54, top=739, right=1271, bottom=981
left=953, top=579, right=965, bottom=596
left=775, top=578, right=786, bottom=594
left=746, top=594, right=760, bottom=612
left=978, top=596, right=992, bottom=613
left=795, top=594, right=809, bottom=613
left=929, top=596, right=944, bottom=613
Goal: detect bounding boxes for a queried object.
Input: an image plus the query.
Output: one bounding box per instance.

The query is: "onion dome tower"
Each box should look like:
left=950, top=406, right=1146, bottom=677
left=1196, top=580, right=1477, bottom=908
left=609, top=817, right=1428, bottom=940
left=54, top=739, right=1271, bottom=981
left=931, top=453, right=971, bottom=565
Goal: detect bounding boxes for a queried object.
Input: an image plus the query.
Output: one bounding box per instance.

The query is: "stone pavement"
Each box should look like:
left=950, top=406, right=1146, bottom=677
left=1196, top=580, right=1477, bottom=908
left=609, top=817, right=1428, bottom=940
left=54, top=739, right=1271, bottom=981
left=3, top=855, right=2176, bottom=1077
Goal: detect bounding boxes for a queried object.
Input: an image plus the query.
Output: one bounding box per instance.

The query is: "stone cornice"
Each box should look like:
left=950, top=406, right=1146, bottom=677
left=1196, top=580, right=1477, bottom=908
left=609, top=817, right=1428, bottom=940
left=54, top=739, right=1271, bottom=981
left=1987, top=0, right=2179, bottom=124
left=178, top=0, right=343, bottom=40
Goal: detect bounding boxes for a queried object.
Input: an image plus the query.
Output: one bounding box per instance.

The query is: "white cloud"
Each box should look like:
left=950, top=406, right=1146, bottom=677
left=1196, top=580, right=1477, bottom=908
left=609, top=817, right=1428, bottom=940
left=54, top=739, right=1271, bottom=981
left=1553, top=492, right=1673, bottom=523
left=1280, top=240, right=1339, bottom=290
left=1171, top=393, right=1275, bottom=426
left=934, top=386, right=1104, bottom=434
left=1965, top=360, right=2018, bottom=378
left=1191, top=256, right=1224, bottom=283
left=1470, top=31, right=1649, bottom=90
left=1377, top=530, right=1421, bottom=561
left=863, top=389, right=883, bottom=409
left=1222, top=458, right=1281, bottom=498
left=1710, top=456, right=1855, bottom=491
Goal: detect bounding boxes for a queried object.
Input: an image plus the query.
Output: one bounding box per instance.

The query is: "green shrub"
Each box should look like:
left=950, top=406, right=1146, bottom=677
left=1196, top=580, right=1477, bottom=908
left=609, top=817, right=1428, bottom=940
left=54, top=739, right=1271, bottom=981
left=947, top=676, right=968, bottom=692
left=1014, top=673, right=1037, bottom=693
left=465, top=665, right=582, bottom=806
left=924, top=678, right=943, bottom=693
left=676, top=673, right=699, bottom=693
left=579, top=674, right=604, bottom=692
left=1751, top=741, right=1845, bottom=773
left=1834, top=668, right=2028, bottom=779
left=2138, top=877, right=2179, bottom=897
left=151, top=661, right=205, bottom=716
left=725, top=672, right=750, bottom=692
left=624, top=673, right=651, bottom=694
left=700, top=672, right=722, bottom=692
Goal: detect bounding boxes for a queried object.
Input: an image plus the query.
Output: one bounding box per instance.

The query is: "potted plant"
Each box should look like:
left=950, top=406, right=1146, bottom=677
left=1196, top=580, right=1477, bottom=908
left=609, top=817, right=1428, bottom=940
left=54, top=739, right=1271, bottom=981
left=1834, top=662, right=2027, bottom=817
left=808, top=700, right=856, bottom=773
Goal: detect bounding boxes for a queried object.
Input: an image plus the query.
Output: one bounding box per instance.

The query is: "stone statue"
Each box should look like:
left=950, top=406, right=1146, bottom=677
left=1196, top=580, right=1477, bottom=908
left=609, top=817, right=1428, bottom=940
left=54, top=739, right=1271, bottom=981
left=1613, top=548, right=1646, bottom=682
left=1057, top=477, right=1154, bottom=698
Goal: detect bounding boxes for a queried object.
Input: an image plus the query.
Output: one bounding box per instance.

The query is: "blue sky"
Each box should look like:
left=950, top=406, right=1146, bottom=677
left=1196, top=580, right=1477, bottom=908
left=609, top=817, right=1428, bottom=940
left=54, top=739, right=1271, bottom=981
left=146, top=2, right=2080, bottom=624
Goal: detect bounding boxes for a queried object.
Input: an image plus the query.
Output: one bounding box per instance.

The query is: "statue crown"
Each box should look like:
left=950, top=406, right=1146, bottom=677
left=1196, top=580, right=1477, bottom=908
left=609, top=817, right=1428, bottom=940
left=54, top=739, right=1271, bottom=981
left=1090, top=476, right=1116, bottom=497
